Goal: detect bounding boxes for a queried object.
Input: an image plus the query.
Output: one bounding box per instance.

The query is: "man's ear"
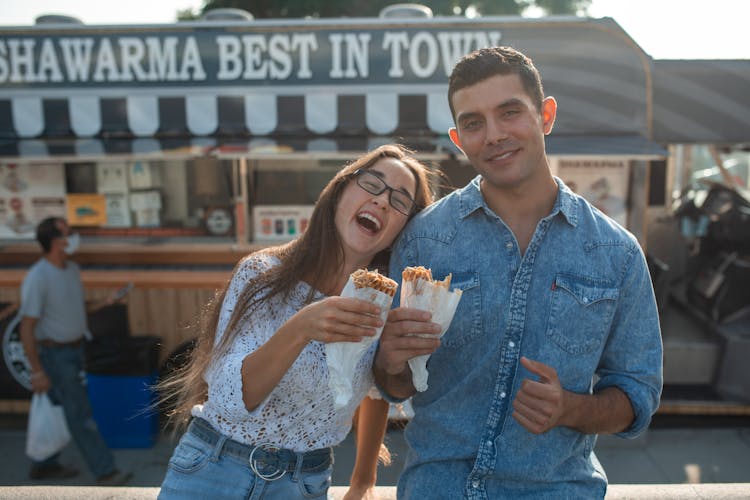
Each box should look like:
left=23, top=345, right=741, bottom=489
left=542, top=97, right=557, bottom=135
left=449, top=128, right=462, bottom=150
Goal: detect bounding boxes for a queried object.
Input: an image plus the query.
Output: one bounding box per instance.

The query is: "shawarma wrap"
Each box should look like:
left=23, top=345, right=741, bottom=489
left=400, top=266, right=462, bottom=392
left=326, top=269, right=397, bottom=409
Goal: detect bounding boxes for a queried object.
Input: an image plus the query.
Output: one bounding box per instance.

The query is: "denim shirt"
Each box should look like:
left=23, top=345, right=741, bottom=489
left=388, top=176, right=663, bottom=500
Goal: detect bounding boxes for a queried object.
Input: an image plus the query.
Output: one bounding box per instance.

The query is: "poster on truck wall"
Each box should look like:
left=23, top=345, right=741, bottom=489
left=67, top=193, right=108, bottom=226
left=0, top=164, right=66, bottom=239
left=555, top=159, right=630, bottom=228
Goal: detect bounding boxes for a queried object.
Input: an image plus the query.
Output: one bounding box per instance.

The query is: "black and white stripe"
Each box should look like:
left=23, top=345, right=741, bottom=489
left=0, top=90, right=450, bottom=140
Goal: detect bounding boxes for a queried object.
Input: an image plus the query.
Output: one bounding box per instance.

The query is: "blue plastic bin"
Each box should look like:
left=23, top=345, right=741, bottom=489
left=86, top=372, right=159, bottom=448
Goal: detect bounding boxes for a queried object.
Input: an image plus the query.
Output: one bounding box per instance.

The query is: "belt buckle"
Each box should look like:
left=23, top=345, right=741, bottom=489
left=249, top=443, right=287, bottom=481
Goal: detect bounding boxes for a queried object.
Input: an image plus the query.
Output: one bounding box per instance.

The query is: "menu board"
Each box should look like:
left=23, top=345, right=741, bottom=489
left=253, top=205, right=313, bottom=241
left=0, top=164, right=66, bottom=239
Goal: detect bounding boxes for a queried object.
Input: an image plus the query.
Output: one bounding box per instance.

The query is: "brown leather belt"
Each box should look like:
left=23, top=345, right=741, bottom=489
left=38, top=338, right=84, bottom=348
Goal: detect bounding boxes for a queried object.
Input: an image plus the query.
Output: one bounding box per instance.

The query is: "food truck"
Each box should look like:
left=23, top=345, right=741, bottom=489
left=1, top=6, right=748, bottom=413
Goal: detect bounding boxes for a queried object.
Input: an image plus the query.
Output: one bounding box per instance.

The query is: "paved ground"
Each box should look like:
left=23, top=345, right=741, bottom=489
left=1, top=414, right=749, bottom=489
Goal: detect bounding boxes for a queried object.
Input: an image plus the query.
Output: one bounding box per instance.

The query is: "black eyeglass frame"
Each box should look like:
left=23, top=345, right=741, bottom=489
left=352, top=169, right=417, bottom=216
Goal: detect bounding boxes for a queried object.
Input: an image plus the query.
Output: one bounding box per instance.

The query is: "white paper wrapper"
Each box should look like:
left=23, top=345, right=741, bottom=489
left=325, top=277, right=395, bottom=409
left=401, top=277, right=462, bottom=392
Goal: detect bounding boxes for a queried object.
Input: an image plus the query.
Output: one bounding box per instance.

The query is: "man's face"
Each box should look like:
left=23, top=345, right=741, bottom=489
left=50, top=219, right=72, bottom=255
left=449, top=73, right=555, bottom=191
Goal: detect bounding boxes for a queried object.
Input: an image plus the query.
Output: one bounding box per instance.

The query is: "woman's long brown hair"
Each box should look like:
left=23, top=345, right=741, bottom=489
left=158, top=144, right=436, bottom=429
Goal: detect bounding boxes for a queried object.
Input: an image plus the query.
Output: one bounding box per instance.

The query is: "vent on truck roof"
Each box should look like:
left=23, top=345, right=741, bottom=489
left=200, top=8, right=254, bottom=21
left=379, top=3, right=433, bottom=18
left=35, top=14, right=84, bottom=25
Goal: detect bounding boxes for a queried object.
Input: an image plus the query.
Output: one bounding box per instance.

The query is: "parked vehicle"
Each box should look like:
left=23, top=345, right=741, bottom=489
left=669, top=181, right=750, bottom=402
left=672, top=182, right=750, bottom=324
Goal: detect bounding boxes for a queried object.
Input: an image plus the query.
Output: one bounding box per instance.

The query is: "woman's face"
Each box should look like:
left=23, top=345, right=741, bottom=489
left=335, top=157, right=417, bottom=266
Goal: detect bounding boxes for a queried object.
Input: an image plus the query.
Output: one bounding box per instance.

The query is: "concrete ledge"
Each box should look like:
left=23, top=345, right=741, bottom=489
left=604, top=484, right=750, bottom=499
left=1, top=484, right=749, bottom=499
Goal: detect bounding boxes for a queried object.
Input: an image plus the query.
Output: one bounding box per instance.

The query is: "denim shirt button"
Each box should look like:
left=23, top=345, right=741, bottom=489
left=505, top=242, right=513, bottom=249
left=486, top=440, right=492, bottom=448
left=500, top=391, right=506, bottom=398
left=508, top=341, right=515, bottom=348
left=472, top=480, right=480, bottom=488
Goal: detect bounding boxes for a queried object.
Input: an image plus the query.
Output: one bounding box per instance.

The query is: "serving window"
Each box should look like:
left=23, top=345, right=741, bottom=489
left=0, top=159, right=236, bottom=243
left=250, top=158, right=339, bottom=242
left=2, top=152, right=451, bottom=251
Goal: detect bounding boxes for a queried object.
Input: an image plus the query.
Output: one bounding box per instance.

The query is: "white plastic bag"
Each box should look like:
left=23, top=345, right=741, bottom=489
left=26, top=392, right=71, bottom=461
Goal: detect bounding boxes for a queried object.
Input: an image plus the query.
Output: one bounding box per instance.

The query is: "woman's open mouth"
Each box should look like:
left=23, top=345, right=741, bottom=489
left=356, top=212, right=382, bottom=234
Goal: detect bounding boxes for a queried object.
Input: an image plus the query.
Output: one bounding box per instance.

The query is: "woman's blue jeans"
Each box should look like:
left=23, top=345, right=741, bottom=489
left=158, top=422, right=333, bottom=499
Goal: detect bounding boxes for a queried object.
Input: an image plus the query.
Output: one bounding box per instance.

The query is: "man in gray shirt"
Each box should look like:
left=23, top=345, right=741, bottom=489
left=20, top=216, right=132, bottom=485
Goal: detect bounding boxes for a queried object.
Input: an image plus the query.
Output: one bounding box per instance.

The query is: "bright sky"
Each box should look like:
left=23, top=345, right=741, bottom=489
left=1, top=0, right=747, bottom=60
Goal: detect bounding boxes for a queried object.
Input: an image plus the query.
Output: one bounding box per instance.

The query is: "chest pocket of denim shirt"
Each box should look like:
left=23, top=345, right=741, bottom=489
left=546, top=274, right=619, bottom=355
left=439, top=271, right=481, bottom=348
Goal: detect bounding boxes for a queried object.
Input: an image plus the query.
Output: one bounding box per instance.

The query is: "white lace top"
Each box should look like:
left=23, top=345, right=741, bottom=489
left=192, top=252, right=377, bottom=452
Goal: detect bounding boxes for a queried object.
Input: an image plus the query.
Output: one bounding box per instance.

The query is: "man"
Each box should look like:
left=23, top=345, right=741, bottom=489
left=374, top=46, right=663, bottom=498
left=19, top=216, right=132, bottom=485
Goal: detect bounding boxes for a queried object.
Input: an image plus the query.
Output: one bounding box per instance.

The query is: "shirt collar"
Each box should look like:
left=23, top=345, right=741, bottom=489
left=457, top=175, right=579, bottom=228
left=552, top=176, right=579, bottom=227
left=457, top=176, right=486, bottom=219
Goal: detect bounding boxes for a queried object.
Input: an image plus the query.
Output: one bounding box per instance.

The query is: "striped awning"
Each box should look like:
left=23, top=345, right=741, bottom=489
left=0, top=90, right=452, bottom=140
left=0, top=16, right=680, bottom=161
left=0, top=16, right=657, bottom=144
left=653, top=59, right=750, bottom=144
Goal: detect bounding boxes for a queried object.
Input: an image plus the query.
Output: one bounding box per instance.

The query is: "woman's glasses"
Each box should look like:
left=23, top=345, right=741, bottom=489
left=353, top=169, right=416, bottom=216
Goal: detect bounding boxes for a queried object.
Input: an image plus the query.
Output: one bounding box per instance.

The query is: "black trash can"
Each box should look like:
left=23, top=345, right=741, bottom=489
left=85, top=335, right=161, bottom=448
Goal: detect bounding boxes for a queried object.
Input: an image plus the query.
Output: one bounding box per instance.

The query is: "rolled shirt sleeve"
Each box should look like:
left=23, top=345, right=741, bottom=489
left=594, top=244, right=663, bottom=439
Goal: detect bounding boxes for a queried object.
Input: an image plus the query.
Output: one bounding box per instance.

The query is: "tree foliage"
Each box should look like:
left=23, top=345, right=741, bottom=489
left=182, top=0, right=591, bottom=20
left=534, top=0, right=591, bottom=15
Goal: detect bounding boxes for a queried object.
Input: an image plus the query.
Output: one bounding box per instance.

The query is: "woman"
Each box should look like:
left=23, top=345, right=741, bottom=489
left=158, top=144, right=435, bottom=499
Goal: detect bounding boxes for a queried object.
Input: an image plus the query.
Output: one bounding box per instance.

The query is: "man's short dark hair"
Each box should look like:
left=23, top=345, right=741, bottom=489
left=36, top=217, right=64, bottom=253
left=448, top=46, right=545, bottom=122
